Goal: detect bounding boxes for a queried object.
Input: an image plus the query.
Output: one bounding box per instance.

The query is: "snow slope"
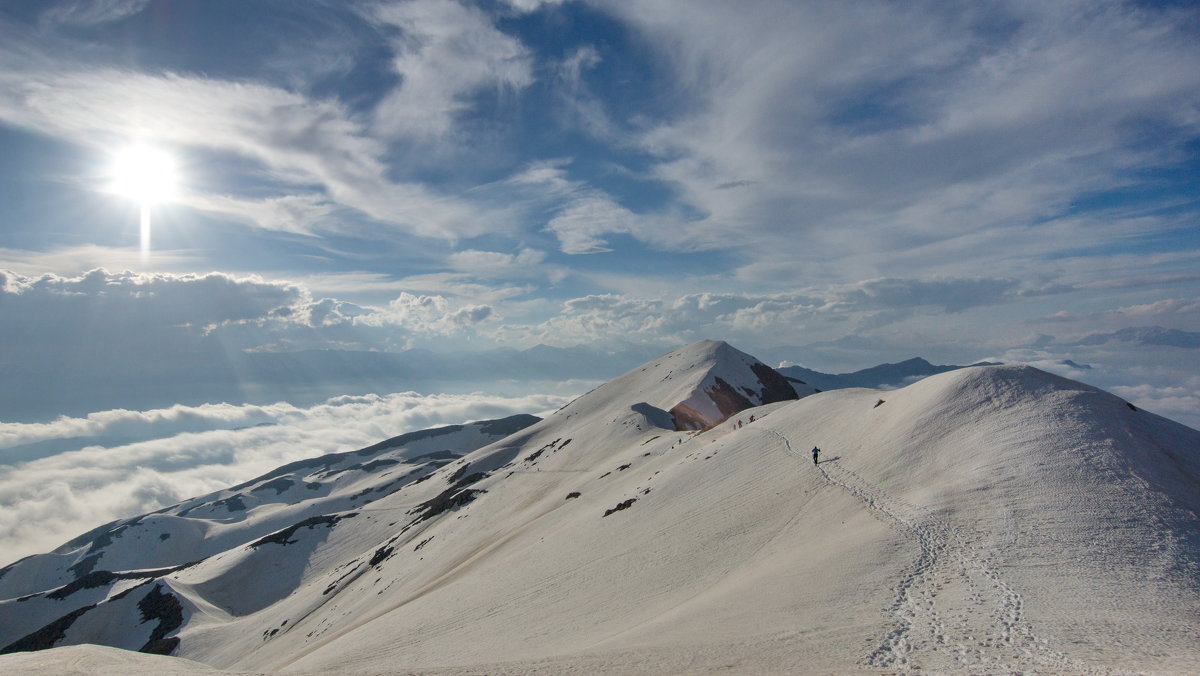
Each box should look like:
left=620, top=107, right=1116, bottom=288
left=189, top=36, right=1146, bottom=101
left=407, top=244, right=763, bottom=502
left=0, top=415, right=539, bottom=648
left=2, top=341, right=1198, bottom=675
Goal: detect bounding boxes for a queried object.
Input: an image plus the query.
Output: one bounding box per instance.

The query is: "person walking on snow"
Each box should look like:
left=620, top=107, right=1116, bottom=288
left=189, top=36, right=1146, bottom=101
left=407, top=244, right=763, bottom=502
left=811, top=446, right=820, bottom=464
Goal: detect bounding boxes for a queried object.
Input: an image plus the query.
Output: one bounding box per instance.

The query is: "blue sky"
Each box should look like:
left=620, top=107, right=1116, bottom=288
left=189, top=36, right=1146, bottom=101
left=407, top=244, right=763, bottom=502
left=1, top=0, right=1199, bottom=426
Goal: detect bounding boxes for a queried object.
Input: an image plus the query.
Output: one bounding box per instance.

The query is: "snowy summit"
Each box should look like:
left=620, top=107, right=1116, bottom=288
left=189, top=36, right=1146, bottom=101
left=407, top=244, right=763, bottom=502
left=1, top=340, right=1198, bottom=675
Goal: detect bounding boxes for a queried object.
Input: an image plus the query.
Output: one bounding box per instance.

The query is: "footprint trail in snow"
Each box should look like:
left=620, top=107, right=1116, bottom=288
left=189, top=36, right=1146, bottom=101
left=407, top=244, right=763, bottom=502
left=765, top=428, right=1120, bottom=675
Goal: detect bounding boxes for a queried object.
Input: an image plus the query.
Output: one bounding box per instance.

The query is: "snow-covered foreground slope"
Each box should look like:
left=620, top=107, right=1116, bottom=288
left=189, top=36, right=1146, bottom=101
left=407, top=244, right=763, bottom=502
left=2, top=341, right=1198, bottom=674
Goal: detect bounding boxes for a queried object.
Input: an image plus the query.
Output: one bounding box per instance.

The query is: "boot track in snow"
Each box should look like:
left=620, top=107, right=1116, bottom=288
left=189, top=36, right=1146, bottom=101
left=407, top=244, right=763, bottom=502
left=764, top=428, right=1119, bottom=675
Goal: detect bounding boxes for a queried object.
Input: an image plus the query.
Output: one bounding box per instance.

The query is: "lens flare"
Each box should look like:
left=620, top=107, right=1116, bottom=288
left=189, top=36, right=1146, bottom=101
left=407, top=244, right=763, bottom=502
left=111, top=145, right=177, bottom=206
left=109, top=144, right=178, bottom=261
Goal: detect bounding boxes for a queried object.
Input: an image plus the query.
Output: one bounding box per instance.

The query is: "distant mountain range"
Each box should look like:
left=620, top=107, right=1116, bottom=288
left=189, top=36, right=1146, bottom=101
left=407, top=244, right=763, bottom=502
left=777, top=356, right=1000, bottom=391
left=2, top=340, right=1197, bottom=675
left=1073, top=325, right=1200, bottom=349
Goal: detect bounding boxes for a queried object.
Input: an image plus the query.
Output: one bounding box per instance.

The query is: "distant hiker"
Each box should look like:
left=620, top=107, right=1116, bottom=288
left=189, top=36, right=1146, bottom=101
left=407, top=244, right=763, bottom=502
left=748, top=415, right=755, bottom=423
left=811, top=447, right=820, bottom=464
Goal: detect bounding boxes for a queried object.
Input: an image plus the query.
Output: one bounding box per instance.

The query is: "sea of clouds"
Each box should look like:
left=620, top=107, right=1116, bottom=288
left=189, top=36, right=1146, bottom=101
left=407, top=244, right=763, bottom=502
left=0, top=390, right=572, bottom=566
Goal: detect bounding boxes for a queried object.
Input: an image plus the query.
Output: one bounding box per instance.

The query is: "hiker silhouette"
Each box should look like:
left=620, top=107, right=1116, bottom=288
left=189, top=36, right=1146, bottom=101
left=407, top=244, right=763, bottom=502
left=811, top=447, right=820, bottom=464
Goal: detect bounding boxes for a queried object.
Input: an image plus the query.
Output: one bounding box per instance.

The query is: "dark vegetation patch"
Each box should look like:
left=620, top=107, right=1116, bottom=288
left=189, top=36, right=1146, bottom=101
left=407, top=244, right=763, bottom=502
left=617, top=464, right=631, bottom=471
left=1126, top=402, right=1138, bottom=411
left=175, top=503, right=200, bottom=518
left=405, top=471, right=489, bottom=527
left=323, top=563, right=362, bottom=595
left=369, top=546, right=394, bottom=567
left=446, top=463, right=471, bottom=484
left=565, top=492, right=581, bottom=500
left=137, top=583, right=183, bottom=655
left=328, top=457, right=403, bottom=479
left=371, top=479, right=401, bottom=495
left=250, top=513, right=358, bottom=549
left=0, top=603, right=96, bottom=654
left=874, top=399, right=885, bottom=408
left=46, top=570, right=118, bottom=600
left=253, top=477, right=295, bottom=495
left=213, top=495, right=247, bottom=512
left=409, top=486, right=486, bottom=524
left=410, top=471, right=437, bottom=485
left=159, top=533, right=171, bottom=541
left=90, top=524, right=129, bottom=550
left=16, top=593, right=39, bottom=603
left=603, top=499, right=638, bottom=517
left=68, top=553, right=103, bottom=579
left=414, top=536, right=433, bottom=551
left=306, top=482, right=322, bottom=490
left=47, top=560, right=202, bottom=601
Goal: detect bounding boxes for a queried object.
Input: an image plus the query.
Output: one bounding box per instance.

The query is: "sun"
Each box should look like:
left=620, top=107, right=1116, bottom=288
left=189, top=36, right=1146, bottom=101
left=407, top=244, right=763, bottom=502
left=108, top=144, right=180, bottom=261
left=110, top=144, right=178, bottom=207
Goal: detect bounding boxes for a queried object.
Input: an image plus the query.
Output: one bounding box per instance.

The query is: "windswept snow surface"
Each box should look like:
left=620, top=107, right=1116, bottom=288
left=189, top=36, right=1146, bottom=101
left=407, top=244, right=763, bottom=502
left=2, top=341, right=1198, bottom=675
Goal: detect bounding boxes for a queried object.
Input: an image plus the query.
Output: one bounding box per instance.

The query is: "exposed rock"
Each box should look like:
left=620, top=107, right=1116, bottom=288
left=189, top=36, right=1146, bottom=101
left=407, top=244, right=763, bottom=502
left=602, top=498, right=637, bottom=517
left=250, top=513, right=358, bottom=549
left=136, top=584, right=183, bottom=655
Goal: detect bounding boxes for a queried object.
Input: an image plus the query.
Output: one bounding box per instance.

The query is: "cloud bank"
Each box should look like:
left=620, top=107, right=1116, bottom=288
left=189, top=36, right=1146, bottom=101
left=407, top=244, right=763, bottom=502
left=0, top=390, right=570, bottom=566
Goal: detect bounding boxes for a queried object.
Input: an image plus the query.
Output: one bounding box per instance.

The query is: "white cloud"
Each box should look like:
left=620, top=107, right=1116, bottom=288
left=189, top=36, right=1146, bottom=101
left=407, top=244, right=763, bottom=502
left=446, top=248, right=547, bottom=275
left=502, top=161, right=657, bottom=255
left=0, top=55, right=489, bottom=239
left=355, top=291, right=496, bottom=334
left=0, top=268, right=307, bottom=334
left=1110, top=382, right=1200, bottom=425
left=504, top=0, right=567, bottom=13
left=370, top=0, right=535, bottom=139
left=0, top=390, right=571, bottom=565
left=0, top=245, right=198, bottom=276
left=591, top=0, right=1200, bottom=278
left=178, top=193, right=338, bottom=236
left=1108, top=298, right=1200, bottom=319
left=499, top=276, right=1022, bottom=347
left=40, top=0, right=151, bottom=27
left=826, top=277, right=1019, bottom=314
left=545, top=195, right=639, bottom=254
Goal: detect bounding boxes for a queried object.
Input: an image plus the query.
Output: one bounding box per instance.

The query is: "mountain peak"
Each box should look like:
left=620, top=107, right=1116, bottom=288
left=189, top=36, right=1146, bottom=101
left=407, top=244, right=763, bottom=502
left=1, top=344, right=1198, bottom=674
left=558, top=340, right=806, bottom=432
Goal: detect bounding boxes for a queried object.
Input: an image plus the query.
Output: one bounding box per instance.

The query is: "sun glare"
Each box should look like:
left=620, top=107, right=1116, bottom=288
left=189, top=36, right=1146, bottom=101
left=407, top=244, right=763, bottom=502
left=109, top=144, right=179, bottom=261
left=111, top=145, right=178, bottom=207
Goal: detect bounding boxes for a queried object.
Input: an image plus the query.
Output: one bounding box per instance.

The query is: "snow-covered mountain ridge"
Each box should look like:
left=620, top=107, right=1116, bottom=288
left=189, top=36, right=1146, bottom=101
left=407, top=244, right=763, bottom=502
left=2, top=340, right=1197, bottom=675
left=0, top=415, right=541, bottom=635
